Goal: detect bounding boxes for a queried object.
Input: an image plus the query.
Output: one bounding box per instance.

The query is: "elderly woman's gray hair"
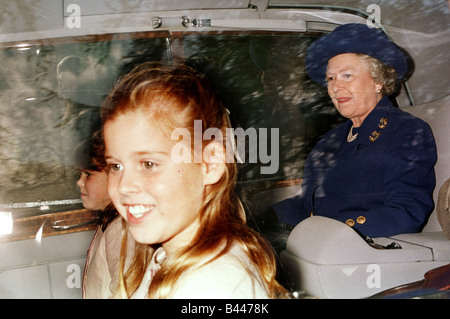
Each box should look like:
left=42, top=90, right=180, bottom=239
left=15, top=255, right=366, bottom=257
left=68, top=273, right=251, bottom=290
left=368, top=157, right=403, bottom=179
left=356, top=53, right=400, bottom=96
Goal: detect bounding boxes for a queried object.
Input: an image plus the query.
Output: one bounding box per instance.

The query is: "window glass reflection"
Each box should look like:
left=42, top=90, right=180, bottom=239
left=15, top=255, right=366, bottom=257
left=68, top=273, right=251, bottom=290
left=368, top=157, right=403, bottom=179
left=0, top=34, right=169, bottom=216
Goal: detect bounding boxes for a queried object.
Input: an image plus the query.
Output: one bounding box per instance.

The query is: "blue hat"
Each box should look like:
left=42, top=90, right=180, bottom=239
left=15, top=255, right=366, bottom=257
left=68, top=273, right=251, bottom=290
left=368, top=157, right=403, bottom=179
left=305, top=23, right=408, bottom=86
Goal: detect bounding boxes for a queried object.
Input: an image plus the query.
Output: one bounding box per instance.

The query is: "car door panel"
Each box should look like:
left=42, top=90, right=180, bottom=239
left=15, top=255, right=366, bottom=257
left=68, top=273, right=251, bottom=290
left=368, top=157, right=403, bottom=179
left=0, top=226, right=96, bottom=298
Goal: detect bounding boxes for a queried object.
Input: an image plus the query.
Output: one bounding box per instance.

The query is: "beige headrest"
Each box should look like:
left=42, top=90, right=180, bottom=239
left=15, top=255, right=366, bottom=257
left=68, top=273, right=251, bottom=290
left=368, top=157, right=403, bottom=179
left=437, top=178, right=450, bottom=240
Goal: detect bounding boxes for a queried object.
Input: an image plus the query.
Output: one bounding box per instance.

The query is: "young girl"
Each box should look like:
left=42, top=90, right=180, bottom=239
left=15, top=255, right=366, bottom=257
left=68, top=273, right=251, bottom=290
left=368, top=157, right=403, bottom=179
left=75, top=131, right=111, bottom=214
left=74, top=131, right=135, bottom=298
left=101, top=62, right=288, bottom=298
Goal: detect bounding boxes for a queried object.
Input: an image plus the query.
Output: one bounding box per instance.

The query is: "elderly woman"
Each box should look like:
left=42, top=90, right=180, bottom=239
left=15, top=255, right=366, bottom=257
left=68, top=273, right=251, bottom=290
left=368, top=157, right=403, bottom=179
left=266, top=23, right=437, bottom=238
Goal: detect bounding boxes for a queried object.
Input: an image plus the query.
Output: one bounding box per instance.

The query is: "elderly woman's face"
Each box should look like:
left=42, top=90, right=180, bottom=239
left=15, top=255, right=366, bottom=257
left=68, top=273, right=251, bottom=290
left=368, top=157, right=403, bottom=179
left=326, top=53, right=383, bottom=127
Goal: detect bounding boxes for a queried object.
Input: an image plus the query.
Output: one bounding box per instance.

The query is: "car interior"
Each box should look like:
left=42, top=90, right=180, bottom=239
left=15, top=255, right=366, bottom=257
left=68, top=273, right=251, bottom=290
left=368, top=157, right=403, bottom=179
left=0, top=0, right=448, bottom=299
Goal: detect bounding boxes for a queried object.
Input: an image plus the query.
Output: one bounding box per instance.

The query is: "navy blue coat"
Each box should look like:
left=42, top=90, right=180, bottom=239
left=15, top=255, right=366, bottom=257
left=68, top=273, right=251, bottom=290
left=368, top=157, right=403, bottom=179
left=272, top=97, right=437, bottom=237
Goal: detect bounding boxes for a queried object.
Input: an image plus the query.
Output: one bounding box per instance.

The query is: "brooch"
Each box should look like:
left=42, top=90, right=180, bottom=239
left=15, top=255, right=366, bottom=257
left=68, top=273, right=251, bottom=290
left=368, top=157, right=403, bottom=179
left=369, top=117, right=388, bottom=142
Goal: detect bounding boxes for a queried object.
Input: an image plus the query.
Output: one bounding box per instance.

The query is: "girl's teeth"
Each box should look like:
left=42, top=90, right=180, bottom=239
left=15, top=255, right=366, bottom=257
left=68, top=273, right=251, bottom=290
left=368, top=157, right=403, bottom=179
left=129, top=205, right=150, bottom=218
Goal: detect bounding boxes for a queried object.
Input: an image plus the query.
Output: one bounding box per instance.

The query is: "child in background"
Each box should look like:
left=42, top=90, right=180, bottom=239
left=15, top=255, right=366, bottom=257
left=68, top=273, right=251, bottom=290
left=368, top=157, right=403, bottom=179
left=75, top=131, right=111, bottom=214
left=74, top=131, right=135, bottom=298
left=102, top=62, right=288, bottom=298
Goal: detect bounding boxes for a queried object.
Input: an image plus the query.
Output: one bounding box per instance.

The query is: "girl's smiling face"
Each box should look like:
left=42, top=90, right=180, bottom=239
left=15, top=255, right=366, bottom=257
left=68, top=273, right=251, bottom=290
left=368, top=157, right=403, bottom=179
left=103, top=110, right=206, bottom=255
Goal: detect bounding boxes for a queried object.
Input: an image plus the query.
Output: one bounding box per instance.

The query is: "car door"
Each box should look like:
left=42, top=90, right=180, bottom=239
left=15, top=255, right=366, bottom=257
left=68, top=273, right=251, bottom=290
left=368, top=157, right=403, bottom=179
left=0, top=214, right=97, bottom=298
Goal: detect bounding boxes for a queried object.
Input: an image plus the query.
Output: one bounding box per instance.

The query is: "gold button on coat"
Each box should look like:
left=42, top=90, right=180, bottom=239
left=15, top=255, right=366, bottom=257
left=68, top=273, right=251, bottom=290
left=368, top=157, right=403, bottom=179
left=357, top=216, right=366, bottom=224
left=345, top=219, right=355, bottom=227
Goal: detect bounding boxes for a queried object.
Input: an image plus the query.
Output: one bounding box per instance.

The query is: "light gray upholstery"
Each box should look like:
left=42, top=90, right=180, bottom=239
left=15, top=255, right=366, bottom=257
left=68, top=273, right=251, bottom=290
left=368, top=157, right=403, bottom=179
left=280, top=216, right=447, bottom=298
left=403, top=95, right=450, bottom=231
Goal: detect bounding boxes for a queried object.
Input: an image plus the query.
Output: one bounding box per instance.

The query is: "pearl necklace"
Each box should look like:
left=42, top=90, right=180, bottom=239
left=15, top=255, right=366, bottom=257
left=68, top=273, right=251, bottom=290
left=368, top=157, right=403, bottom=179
left=347, top=125, right=358, bottom=142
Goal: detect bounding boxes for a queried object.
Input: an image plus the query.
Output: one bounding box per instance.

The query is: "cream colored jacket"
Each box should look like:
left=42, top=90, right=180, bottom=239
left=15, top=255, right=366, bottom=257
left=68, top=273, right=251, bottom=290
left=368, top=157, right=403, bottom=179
left=82, top=217, right=135, bottom=298
left=132, top=244, right=270, bottom=299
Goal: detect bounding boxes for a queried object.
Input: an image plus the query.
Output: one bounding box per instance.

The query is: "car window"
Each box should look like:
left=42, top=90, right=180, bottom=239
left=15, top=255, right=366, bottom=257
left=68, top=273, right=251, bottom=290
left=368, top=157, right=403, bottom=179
left=183, top=32, right=343, bottom=184
left=0, top=30, right=343, bottom=238
left=0, top=32, right=170, bottom=219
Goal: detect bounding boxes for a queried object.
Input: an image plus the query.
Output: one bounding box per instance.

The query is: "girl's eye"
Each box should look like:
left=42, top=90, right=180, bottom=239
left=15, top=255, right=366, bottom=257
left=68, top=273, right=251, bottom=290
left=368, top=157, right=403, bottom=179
left=142, top=161, right=156, bottom=170
left=108, top=163, right=122, bottom=172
